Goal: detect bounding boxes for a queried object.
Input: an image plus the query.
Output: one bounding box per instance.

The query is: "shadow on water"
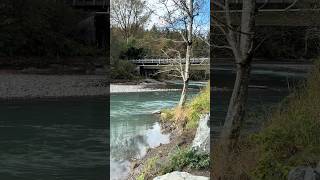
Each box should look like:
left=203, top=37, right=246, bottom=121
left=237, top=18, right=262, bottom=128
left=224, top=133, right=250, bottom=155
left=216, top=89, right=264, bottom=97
left=211, top=64, right=308, bottom=137
left=0, top=98, right=108, bottom=180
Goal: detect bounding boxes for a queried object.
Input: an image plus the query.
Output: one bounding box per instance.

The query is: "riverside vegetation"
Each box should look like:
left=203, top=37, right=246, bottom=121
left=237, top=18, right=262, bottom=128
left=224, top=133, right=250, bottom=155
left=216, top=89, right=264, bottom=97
left=135, top=84, right=210, bottom=179
left=212, top=59, right=320, bottom=179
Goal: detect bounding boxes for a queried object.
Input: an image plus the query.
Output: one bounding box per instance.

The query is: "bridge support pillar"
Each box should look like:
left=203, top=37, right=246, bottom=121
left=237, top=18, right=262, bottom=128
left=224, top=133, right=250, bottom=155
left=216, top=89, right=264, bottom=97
left=94, top=12, right=108, bottom=49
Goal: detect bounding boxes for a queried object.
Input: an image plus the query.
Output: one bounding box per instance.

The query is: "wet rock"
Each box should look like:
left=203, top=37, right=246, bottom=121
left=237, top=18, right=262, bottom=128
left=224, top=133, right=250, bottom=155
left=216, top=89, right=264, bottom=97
left=152, top=110, right=161, bottom=114
left=191, top=114, right=210, bottom=154
left=153, top=171, right=209, bottom=180
left=288, top=166, right=320, bottom=180
left=131, top=161, right=139, bottom=169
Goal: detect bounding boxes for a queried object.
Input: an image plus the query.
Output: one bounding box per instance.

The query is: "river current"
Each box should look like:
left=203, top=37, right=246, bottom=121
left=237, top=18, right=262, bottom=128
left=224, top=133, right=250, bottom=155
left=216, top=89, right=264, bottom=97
left=0, top=65, right=307, bottom=180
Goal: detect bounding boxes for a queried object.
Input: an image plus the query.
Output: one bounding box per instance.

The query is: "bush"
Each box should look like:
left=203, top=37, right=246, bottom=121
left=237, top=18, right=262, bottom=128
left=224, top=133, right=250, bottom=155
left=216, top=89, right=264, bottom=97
left=0, top=0, right=99, bottom=58
left=212, top=60, right=320, bottom=180
left=160, top=147, right=210, bottom=174
left=161, top=84, right=210, bottom=129
left=137, top=156, right=159, bottom=180
left=251, top=60, right=320, bottom=179
left=111, top=60, right=138, bottom=79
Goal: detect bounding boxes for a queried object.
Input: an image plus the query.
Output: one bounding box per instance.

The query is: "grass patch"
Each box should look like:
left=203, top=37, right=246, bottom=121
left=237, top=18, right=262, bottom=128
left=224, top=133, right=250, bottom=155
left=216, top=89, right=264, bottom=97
left=161, top=83, right=210, bottom=129
left=160, top=147, right=210, bottom=174
left=212, top=59, right=320, bottom=179
left=136, top=156, right=159, bottom=180
left=250, top=60, right=320, bottom=179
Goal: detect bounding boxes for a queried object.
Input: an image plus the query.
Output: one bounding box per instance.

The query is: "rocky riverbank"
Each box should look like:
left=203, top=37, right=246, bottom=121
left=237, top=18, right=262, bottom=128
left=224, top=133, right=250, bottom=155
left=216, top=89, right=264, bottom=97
left=0, top=74, right=109, bottom=99
left=128, top=114, right=210, bottom=180
left=0, top=74, right=184, bottom=99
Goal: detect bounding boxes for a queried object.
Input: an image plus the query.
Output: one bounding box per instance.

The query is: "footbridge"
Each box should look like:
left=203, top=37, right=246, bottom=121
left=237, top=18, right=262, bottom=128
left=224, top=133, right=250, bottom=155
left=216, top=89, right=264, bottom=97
left=130, top=58, right=210, bottom=77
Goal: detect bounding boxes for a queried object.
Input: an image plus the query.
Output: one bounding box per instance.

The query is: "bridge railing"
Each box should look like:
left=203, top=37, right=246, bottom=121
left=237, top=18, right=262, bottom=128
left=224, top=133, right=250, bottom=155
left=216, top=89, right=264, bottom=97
left=130, top=58, right=210, bottom=65
left=66, top=0, right=108, bottom=7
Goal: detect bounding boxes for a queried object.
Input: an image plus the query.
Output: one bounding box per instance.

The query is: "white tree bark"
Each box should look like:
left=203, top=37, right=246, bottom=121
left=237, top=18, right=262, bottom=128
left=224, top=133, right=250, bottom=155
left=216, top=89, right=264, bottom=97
left=220, top=0, right=256, bottom=149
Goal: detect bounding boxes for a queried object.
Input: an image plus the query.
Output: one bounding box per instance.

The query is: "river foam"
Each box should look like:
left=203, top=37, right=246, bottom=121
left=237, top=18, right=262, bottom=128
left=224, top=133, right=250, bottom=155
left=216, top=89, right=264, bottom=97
left=110, top=84, right=180, bottom=93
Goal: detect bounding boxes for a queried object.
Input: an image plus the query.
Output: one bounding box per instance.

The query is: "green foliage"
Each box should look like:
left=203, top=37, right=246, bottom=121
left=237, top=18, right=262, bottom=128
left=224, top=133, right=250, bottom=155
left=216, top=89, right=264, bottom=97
left=137, top=156, right=159, bottom=180
left=160, top=109, right=175, bottom=122
left=185, top=84, right=210, bottom=129
left=160, top=84, right=210, bottom=129
left=160, top=147, right=210, bottom=174
left=0, top=0, right=100, bottom=57
left=250, top=60, right=320, bottom=179
left=111, top=60, right=138, bottom=79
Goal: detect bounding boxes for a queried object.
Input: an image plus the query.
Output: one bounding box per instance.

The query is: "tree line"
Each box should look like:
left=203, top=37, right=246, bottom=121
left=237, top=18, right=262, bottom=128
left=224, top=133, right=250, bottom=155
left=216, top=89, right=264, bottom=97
left=0, top=0, right=103, bottom=58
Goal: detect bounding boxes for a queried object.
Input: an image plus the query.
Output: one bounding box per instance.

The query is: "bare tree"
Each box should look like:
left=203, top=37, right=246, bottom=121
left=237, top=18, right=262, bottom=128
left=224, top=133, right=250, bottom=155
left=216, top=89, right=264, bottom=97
left=110, top=0, right=152, bottom=43
left=211, top=0, right=303, bottom=150
left=157, top=0, right=207, bottom=107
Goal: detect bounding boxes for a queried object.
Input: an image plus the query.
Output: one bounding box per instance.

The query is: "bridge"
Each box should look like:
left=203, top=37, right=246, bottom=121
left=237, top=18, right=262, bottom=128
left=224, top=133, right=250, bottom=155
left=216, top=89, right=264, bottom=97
left=130, top=58, right=209, bottom=65
left=130, top=58, right=210, bottom=77
left=212, top=0, right=320, bottom=26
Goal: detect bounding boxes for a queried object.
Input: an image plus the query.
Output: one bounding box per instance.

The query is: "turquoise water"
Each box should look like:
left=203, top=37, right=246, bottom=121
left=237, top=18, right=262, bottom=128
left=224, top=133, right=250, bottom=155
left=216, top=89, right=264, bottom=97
left=110, top=90, right=198, bottom=180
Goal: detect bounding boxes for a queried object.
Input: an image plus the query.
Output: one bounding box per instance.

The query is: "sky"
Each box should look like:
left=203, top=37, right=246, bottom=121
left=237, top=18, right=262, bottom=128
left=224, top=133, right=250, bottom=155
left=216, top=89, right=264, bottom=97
left=146, top=0, right=210, bottom=34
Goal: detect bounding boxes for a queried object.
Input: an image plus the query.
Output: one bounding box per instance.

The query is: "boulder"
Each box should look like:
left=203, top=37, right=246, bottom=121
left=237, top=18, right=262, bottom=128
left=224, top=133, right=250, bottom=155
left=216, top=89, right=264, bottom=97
left=153, top=171, right=209, bottom=180
left=191, top=114, right=210, bottom=154
left=288, top=166, right=320, bottom=180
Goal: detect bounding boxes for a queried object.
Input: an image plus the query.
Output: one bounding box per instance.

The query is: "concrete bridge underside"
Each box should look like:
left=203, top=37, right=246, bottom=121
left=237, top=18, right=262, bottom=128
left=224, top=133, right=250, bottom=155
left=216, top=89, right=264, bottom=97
left=212, top=1, right=320, bottom=26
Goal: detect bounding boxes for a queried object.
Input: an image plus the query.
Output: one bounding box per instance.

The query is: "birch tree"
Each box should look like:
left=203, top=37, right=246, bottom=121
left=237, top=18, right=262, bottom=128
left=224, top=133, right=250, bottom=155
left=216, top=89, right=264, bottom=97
left=157, top=0, right=207, bottom=107
left=211, top=0, right=303, bottom=151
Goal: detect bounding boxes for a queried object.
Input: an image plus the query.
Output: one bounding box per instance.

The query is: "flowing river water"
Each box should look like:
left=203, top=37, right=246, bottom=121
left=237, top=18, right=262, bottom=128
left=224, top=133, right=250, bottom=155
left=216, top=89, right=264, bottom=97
left=0, top=64, right=308, bottom=180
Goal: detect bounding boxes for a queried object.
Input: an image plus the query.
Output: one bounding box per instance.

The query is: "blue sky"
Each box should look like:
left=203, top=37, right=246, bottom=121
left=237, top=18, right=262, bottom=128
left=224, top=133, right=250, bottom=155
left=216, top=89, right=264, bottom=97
left=147, top=0, right=210, bottom=34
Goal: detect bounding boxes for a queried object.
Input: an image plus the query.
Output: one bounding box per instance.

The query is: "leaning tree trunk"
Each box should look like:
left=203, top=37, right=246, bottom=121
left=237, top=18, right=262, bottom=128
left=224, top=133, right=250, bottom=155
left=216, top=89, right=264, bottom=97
left=221, top=61, right=251, bottom=149
left=220, top=0, right=256, bottom=150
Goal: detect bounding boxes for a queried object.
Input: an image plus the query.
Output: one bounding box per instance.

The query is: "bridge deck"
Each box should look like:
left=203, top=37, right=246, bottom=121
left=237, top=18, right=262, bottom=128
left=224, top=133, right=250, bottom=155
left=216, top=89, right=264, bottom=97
left=130, top=58, right=210, bottom=65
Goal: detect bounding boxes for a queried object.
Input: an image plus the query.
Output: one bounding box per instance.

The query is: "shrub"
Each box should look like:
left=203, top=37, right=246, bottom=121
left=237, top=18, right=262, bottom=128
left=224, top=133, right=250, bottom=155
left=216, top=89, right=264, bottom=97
left=250, top=60, right=320, bottom=179
left=160, top=147, right=210, bottom=174
left=111, top=60, right=138, bottom=79
left=161, top=83, right=210, bottom=129
left=137, top=156, right=159, bottom=180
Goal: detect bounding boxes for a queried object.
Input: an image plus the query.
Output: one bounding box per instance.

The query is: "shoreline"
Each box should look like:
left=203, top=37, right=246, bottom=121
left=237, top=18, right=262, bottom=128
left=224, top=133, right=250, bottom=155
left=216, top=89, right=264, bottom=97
left=128, top=115, right=210, bottom=179
left=0, top=74, right=185, bottom=99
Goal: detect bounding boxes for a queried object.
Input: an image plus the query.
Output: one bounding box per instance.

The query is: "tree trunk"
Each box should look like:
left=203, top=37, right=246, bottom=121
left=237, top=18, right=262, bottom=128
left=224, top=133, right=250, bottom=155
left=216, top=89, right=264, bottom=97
left=220, top=0, right=256, bottom=150
left=178, top=79, right=188, bottom=107
left=178, top=0, right=193, bottom=107
left=221, top=61, right=251, bottom=149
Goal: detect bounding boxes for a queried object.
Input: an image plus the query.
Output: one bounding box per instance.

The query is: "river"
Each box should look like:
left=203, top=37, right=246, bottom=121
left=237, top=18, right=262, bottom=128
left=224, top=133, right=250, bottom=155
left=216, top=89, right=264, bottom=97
left=110, top=84, right=203, bottom=180
left=0, top=98, right=108, bottom=180
left=0, top=63, right=308, bottom=180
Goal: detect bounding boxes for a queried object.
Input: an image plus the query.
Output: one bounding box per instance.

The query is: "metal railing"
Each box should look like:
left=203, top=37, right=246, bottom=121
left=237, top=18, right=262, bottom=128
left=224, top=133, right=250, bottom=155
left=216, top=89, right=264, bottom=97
left=130, top=58, right=210, bottom=65
left=66, top=0, right=108, bottom=6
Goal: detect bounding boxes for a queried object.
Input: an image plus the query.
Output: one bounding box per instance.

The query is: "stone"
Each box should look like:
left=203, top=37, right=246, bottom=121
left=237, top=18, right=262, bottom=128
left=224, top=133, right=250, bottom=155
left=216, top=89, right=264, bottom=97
left=152, top=110, right=161, bottom=114
left=153, top=171, right=209, bottom=180
left=191, top=114, right=210, bottom=154
left=288, top=166, right=320, bottom=180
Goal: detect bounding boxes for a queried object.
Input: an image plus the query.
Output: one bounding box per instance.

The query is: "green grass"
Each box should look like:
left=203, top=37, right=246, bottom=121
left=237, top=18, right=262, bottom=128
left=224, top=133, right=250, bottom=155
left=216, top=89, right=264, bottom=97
left=136, top=156, right=159, bottom=180
left=185, top=84, right=210, bottom=129
left=249, top=60, right=320, bottom=179
left=161, top=83, right=210, bottom=129
left=160, top=147, right=210, bottom=175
